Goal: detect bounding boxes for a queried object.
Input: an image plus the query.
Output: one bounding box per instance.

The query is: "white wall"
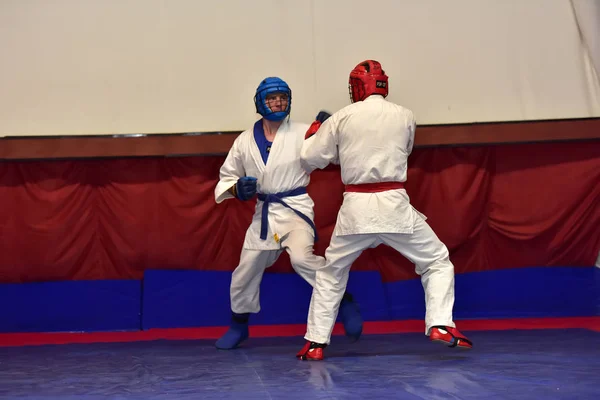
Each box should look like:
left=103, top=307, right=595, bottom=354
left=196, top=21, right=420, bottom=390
left=1, top=0, right=599, bottom=136
left=571, top=0, right=600, bottom=85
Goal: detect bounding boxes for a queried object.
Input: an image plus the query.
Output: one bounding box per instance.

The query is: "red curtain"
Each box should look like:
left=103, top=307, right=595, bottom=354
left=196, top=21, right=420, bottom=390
left=1, top=141, right=598, bottom=284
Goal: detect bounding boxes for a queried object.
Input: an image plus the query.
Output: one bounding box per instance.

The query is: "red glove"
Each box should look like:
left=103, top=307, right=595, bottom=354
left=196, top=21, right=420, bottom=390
left=305, top=120, right=322, bottom=139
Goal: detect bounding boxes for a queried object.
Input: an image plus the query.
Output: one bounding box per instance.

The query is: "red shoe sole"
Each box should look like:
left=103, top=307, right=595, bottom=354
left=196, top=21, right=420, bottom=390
left=431, top=338, right=472, bottom=350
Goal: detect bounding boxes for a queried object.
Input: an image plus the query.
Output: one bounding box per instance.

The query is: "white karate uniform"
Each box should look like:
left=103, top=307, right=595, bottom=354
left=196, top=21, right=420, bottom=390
left=215, top=119, right=324, bottom=314
left=300, top=95, right=456, bottom=344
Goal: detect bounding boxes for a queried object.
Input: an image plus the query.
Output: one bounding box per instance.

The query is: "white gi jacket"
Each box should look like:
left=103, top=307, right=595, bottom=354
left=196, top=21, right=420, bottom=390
left=215, top=120, right=316, bottom=250
left=300, top=95, right=424, bottom=236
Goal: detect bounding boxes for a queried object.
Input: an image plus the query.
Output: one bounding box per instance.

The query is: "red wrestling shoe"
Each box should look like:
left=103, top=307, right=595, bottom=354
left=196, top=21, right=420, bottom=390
left=430, top=326, right=473, bottom=349
left=296, top=341, right=326, bottom=361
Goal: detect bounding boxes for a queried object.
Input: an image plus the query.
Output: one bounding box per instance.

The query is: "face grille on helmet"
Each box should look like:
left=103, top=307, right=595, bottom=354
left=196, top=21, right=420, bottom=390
left=254, top=77, right=292, bottom=121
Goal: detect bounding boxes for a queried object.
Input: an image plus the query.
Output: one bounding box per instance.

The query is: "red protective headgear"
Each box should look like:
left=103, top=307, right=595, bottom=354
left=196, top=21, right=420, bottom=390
left=348, top=60, right=389, bottom=103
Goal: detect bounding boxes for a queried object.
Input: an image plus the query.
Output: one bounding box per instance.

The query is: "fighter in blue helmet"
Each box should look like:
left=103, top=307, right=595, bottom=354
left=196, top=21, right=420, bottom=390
left=214, top=77, right=363, bottom=350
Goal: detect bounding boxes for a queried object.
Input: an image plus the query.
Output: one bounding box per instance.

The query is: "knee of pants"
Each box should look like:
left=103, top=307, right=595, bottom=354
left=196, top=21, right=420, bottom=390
left=418, top=254, right=454, bottom=275
left=429, top=241, right=451, bottom=263
left=438, top=246, right=452, bottom=265
left=290, top=252, right=323, bottom=271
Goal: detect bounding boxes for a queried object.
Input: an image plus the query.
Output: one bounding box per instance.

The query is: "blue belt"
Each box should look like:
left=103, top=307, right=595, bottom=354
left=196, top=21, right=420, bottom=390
left=257, top=187, right=318, bottom=242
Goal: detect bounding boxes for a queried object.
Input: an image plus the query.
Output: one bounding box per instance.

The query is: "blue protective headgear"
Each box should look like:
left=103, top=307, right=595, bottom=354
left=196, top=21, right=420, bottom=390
left=254, top=77, right=292, bottom=121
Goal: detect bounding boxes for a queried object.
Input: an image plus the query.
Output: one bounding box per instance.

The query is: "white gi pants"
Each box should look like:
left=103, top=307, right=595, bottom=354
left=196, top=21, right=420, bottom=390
left=305, top=215, right=456, bottom=344
left=230, top=230, right=323, bottom=314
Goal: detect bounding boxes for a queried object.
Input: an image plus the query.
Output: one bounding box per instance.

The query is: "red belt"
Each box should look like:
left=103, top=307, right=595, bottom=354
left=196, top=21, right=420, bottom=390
left=344, top=182, right=405, bottom=193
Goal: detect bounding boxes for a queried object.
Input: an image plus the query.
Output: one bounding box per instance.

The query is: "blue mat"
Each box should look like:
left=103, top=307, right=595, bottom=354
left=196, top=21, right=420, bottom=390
left=0, top=329, right=598, bottom=399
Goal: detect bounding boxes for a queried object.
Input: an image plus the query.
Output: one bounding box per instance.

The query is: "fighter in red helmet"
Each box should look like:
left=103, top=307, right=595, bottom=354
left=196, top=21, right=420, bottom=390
left=297, top=60, right=473, bottom=361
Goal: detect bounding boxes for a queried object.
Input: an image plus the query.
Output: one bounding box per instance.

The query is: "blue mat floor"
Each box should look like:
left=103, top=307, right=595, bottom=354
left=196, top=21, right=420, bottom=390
left=0, top=329, right=598, bottom=399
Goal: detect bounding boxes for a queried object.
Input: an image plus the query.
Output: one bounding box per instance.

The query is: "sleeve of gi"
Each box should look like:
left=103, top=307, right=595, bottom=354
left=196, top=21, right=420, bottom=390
left=300, top=117, right=339, bottom=174
left=215, top=136, right=245, bottom=203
